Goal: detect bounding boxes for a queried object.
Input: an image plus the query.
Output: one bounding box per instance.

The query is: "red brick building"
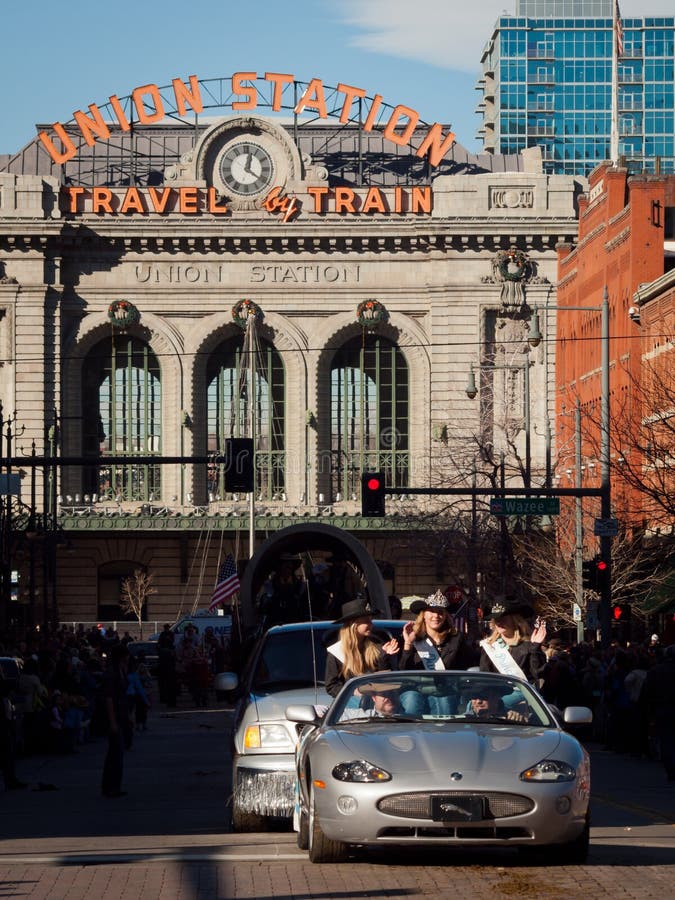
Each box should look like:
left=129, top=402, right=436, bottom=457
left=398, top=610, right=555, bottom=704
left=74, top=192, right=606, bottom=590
left=556, top=163, right=675, bottom=586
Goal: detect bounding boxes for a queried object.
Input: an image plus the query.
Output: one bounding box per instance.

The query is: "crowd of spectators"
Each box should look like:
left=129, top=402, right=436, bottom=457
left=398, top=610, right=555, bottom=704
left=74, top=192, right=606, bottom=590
left=1, top=620, right=674, bottom=791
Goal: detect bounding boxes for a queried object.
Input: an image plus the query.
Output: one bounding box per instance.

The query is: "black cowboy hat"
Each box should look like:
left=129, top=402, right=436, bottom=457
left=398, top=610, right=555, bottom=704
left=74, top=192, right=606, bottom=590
left=333, top=598, right=382, bottom=624
left=410, top=589, right=452, bottom=616
left=458, top=677, right=516, bottom=699
left=486, top=597, right=535, bottom=621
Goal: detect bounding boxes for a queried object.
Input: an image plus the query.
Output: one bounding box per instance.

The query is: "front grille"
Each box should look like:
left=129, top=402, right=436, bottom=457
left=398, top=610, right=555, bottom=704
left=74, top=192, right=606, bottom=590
left=377, top=791, right=534, bottom=820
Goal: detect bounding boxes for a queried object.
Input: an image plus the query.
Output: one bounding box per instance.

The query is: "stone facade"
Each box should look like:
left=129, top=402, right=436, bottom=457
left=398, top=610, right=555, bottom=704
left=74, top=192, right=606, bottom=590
left=0, top=116, right=586, bottom=627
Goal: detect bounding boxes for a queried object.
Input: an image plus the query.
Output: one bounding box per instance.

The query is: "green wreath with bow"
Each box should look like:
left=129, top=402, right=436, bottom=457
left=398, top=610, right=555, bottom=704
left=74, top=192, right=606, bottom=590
left=497, top=248, right=528, bottom=282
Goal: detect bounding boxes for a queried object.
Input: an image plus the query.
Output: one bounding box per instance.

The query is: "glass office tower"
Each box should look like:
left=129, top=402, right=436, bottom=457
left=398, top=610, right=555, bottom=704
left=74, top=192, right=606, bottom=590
left=477, top=0, right=675, bottom=175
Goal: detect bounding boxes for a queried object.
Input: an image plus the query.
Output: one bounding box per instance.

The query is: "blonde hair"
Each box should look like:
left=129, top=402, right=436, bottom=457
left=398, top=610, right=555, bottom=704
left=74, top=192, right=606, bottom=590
left=485, top=613, right=532, bottom=646
left=340, top=621, right=383, bottom=679
left=410, top=608, right=456, bottom=641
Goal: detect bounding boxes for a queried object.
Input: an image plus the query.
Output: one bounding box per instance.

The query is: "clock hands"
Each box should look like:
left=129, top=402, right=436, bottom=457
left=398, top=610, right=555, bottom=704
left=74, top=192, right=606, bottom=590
left=243, top=153, right=254, bottom=175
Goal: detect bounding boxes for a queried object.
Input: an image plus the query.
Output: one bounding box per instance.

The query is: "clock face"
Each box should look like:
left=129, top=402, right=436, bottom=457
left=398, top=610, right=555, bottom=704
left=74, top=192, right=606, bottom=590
left=218, top=141, right=275, bottom=196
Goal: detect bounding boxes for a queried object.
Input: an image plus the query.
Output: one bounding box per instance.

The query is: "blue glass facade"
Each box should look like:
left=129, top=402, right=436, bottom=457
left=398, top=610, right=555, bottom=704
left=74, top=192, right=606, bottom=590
left=478, top=1, right=675, bottom=175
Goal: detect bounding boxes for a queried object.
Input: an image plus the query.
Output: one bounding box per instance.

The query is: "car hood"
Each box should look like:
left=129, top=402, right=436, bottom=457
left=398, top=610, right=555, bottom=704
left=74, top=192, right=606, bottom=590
left=332, top=722, right=562, bottom=777
left=250, top=685, right=330, bottom=720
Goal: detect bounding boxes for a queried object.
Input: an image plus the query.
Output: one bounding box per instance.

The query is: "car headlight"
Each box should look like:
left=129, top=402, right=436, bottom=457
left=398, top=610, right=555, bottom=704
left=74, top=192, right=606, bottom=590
left=332, top=760, right=392, bottom=783
left=243, top=724, right=294, bottom=750
left=520, top=759, right=576, bottom=782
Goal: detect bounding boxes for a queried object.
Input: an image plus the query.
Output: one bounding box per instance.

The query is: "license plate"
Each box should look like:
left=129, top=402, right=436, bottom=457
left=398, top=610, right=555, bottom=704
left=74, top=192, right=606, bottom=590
left=431, top=795, right=483, bottom=822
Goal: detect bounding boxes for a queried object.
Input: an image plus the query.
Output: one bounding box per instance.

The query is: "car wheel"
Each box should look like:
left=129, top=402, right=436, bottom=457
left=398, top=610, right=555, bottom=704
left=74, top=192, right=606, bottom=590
left=297, top=807, right=309, bottom=850
left=231, top=801, right=268, bottom=833
left=308, top=785, right=348, bottom=863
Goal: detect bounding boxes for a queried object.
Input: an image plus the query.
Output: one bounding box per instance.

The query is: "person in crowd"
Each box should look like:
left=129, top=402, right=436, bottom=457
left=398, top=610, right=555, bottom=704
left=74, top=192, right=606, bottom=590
left=325, top=551, right=363, bottom=620
left=641, top=644, right=675, bottom=781
left=101, top=642, right=131, bottom=798
left=325, top=598, right=399, bottom=699
left=261, top=557, right=306, bottom=626
left=399, top=590, right=478, bottom=714
left=157, top=626, right=178, bottom=707
left=126, top=655, right=150, bottom=742
left=388, top=595, right=403, bottom=620
left=479, top=597, right=547, bottom=685
left=0, top=673, right=27, bottom=790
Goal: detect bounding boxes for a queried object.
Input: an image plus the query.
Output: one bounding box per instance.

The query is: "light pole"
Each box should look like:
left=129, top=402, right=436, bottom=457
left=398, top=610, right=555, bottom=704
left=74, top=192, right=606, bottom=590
left=528, top=288, right=612, bottom=647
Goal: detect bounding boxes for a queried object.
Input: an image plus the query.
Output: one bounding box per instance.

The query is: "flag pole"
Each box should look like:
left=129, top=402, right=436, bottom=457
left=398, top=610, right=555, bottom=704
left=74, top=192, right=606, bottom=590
left=610, top=0, right=621, bottom=165
left=245, top=312, right=257, bottom=560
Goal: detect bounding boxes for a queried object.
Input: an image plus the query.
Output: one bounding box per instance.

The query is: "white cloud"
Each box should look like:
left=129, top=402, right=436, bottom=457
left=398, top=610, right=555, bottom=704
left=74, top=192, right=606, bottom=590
left=336, top=0, right=675, bottom=73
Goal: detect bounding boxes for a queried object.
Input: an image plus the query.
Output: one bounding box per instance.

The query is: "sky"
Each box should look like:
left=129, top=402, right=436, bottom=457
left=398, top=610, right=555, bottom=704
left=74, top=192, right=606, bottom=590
left=2, top=0, right=674, bottom=157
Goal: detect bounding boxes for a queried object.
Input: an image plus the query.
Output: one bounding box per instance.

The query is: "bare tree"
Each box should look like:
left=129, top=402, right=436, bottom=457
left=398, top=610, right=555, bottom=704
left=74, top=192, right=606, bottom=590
left=120, top=569, right=157, bottom=638
left=512, top=526, right=673, bottom=629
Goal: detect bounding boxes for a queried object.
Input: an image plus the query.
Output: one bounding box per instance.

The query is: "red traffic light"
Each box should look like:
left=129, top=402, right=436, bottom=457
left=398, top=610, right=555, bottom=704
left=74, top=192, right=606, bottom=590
left=613, top=605, right=623, bottom=620
left=597, top=559, right=608, bottom=572
left=366, top=477, right=381, bottom=491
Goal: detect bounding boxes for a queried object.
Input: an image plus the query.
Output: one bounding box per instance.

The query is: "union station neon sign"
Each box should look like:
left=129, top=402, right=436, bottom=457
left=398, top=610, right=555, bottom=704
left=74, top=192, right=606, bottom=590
left=39, top=72, right=456, bottom=168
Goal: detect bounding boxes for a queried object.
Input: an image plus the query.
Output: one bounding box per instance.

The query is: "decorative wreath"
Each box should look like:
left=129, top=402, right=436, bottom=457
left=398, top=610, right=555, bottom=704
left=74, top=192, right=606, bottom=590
left=356, top=299, right=388, bottom=329
left=107, top=299, right=140, bottom=329
left=497, top=248, right=529, bottom=282
left=232, top=299, right=264, bottom=329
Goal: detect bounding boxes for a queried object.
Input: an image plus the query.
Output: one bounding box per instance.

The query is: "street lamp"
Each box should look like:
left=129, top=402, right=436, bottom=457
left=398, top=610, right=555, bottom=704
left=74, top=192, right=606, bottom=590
left=527, top=288, right=612, bottom=647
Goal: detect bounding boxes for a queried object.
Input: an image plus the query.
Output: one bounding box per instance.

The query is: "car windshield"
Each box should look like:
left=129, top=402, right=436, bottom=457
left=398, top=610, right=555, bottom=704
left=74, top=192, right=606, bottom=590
left=250, top=622, right=404, bottom=691
left=252, top=628, right=331, bottom=689
left=329, top=671, right=554, bottom=727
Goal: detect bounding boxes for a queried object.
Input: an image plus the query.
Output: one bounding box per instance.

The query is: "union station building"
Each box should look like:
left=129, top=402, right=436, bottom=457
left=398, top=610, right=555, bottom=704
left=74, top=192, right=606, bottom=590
left=0, top=74, right=585, bottom=630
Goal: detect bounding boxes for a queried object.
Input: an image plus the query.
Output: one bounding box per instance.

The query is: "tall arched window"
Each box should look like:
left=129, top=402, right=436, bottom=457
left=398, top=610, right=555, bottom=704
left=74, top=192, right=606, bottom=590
left=207, top=336, right=285, bottom=499
left=330, top=335, right=409, bottom=500
left=82, top=336, right=162, bottom=499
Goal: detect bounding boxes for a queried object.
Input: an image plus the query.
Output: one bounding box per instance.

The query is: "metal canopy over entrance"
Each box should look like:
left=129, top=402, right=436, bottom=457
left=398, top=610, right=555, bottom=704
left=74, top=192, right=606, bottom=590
left=238, top=522, right=389, bottom=630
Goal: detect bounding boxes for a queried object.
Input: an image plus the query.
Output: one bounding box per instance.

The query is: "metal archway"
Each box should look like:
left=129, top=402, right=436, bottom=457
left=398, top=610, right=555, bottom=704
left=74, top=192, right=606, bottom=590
left=239, top=522, right=389, bottom=631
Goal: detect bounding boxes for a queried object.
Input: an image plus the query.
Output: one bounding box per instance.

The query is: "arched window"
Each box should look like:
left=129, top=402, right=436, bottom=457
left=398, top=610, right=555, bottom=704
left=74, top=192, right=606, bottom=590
left=330, top=335, right=409, bottom=500
left=82, top=336, right=161, bottom=500
left=207, top=336, right=285, bottom=499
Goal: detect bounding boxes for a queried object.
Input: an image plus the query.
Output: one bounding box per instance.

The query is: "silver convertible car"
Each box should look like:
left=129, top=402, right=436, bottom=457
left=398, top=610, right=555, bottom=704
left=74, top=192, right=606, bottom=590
left=287, top=670, right=592, bottom=864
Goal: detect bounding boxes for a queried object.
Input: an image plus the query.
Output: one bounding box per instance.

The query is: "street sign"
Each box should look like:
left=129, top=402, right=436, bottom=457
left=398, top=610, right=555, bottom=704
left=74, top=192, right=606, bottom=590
left=489, top=497, right=560, bottom=516
left=572, top=603, right=582, bottom=622
left=594, top=517, right=619, bottom=537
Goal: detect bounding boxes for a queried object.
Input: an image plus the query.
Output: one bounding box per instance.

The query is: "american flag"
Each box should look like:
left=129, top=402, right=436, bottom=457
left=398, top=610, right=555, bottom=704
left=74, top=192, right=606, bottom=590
left=209, top=554, right=240, bottom=610
left=614, top=0, right=624, bottom=57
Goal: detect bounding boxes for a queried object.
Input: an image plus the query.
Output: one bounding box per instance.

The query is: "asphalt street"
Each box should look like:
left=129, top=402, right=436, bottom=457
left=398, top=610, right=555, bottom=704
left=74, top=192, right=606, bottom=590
left=1, top=694, right=674, bottom=898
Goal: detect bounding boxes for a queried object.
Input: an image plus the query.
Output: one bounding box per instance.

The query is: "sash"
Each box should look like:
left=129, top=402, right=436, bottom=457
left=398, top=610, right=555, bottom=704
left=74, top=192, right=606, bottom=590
left=413, top=638, right=445, bottom=671
left=327, top=640, right=345, bottom=664
left=479, top=638, right=527, bottom=680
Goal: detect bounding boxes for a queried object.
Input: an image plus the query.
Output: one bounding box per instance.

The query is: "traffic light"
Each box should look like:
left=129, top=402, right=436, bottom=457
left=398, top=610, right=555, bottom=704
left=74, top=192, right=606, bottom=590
left=595, top=556, right=609, bottom=592
left=361, top=472, right=385, bottom=516
left=582, top=558, right=597, bottom=591
left=224, top=437, right=254, bottom=493
left=612, top=603, right=631, bottom=621
left=582, top=555, right=609, bottom=592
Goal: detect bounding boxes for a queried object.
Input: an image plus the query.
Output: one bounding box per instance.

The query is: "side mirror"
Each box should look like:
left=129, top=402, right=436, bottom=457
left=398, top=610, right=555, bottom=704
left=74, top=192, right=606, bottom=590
left=286, top=704, right=322, bottom=725
left=214, top=672, right=238, bottom=693
left=563, top=706, right=593, bottom=725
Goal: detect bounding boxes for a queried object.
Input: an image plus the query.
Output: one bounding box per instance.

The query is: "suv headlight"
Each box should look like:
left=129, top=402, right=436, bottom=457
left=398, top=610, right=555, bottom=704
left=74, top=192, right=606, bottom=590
left=332, top=760, right=392, bottom=782
left=243, top=724, right=294, bottom=750
left=520, top=760, right=576, bottom=782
